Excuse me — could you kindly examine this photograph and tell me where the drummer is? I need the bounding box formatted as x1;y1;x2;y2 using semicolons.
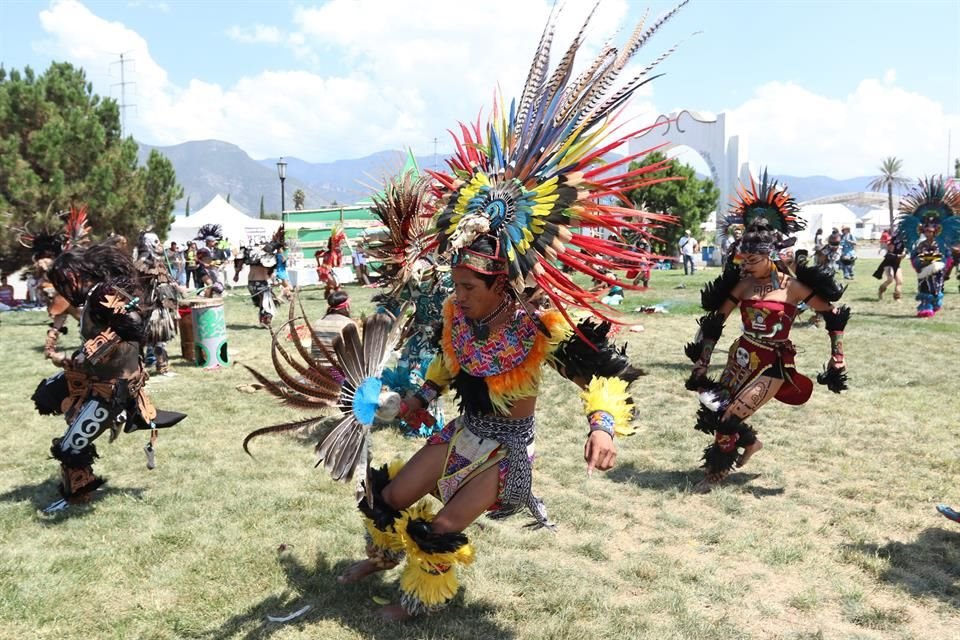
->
196;248;224;298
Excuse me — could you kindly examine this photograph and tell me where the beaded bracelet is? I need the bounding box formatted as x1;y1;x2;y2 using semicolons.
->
588;410;616;438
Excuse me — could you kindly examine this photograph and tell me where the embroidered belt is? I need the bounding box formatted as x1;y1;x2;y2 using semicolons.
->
463;413;553;529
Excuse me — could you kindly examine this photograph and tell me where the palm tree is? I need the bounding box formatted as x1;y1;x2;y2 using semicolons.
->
867;156;910;231
293;189;306;211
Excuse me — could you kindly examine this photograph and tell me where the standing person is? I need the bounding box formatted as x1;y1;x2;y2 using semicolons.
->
244;1;685;620
820;229;842;275
873;229;905;300
184;241;198;289
897;177;960;318
839;225;857;279
351;241;371;286
679;229;699;275
878;227;891;248
32;241;186;512
167;241;186;287
685;172;849;492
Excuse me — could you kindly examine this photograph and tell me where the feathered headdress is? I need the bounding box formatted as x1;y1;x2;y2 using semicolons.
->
243;296;407;500
63;205;92;250
427;2;689;325
896;176;960;253
18;204;93;258
366;171;438;295
195;224;223;242
724;169;804;242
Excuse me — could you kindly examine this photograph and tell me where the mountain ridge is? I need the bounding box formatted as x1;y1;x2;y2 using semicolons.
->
138;139;883;214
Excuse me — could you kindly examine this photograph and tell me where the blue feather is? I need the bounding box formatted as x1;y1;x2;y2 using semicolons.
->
352;376;382;426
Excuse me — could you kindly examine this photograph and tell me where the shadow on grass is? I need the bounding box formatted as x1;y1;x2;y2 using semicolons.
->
843;527;960;607
0;479;145;520
607;462;784;498
203;550;514;640
639;360;692;373
227;323;270;332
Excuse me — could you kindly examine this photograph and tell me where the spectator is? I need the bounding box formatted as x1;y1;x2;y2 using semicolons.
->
351;242;371;286
185;241;199;289
0;274;16;308
167;241;186;287
679;229;699;275
839;225;857;279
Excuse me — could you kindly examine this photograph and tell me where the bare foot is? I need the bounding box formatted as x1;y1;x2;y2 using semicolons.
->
736;440;763;468
379;604;413;621
693;470;729;493
336;559;385;585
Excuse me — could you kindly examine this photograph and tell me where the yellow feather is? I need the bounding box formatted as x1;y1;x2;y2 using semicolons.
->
581;376;635;436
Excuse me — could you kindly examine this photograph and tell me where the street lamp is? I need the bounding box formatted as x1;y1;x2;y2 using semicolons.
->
276;157;287;224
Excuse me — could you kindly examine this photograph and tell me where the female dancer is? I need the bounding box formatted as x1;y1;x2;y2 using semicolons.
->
897;177;960;317
686;174;849;491
873;229;905;301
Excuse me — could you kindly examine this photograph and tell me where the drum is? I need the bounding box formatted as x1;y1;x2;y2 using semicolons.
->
178;302;195;361
189;298;229;369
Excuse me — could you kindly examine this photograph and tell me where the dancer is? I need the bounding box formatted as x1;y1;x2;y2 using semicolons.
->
31;240;186;512
685;172;850;492
245;1;688;621
235;226;285;328
134;231;180;375
873;228;905;301
897;177;960;317
365;171;452;437
18;206;91;365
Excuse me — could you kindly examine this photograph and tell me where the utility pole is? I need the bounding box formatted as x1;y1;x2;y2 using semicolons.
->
111;53;136;138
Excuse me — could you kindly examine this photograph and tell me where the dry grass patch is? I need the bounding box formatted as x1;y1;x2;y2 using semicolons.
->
1;261;959;639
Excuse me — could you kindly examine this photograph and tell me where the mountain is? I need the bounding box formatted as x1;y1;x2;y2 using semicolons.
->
769;175;875;203
139;139;880;213
136;140;323;216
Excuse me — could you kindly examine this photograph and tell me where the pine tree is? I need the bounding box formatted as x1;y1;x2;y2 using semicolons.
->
185;195;191;217
259;195;265;218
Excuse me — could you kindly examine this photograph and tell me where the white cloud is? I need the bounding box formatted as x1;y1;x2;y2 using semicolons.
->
35;0;676;162
727;78;959;178
226;24;282;45
39;0;955;184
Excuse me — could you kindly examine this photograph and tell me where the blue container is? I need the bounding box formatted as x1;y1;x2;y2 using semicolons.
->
701;246;716;263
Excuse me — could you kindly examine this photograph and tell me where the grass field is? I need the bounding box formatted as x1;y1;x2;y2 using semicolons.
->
1;257;958;640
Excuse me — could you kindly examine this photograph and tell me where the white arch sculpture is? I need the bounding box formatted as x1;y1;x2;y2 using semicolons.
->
629;110;753;263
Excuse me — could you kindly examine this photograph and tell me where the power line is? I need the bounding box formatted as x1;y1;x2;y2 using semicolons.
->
111;53;137;138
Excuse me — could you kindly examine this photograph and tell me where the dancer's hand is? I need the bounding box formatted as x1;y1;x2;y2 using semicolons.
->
584;430;616;475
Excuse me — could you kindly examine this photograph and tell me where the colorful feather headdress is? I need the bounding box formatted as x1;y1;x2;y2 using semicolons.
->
897;176;960;253
18;204;92;257
365;171;439;295
725;169;804;238
427;1;689;325
195;224;223;242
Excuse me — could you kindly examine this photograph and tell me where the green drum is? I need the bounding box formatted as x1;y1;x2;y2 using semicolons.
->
190;298;229;369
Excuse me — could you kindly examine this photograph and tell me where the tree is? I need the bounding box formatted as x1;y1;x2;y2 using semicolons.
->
226;193;231;204
867;156;910;231
259;195;265;218
626;151;720;256
185;195;191;217
293;188;305;210
0;62;182;269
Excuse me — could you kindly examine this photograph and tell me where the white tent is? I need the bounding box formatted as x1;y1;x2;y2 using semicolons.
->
168;195;281;248
795;204;858;249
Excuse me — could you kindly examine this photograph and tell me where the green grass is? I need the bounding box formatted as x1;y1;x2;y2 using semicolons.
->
1;258;959;639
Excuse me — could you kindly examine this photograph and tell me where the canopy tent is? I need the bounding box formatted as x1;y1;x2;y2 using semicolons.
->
168;195;281;248
795;204;858;249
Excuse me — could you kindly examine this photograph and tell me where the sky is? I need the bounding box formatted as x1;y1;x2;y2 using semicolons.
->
1;0;958;179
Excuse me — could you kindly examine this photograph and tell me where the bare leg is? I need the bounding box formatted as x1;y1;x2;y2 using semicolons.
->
694;375;782;492
380;463;499;622
337;442;448;585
